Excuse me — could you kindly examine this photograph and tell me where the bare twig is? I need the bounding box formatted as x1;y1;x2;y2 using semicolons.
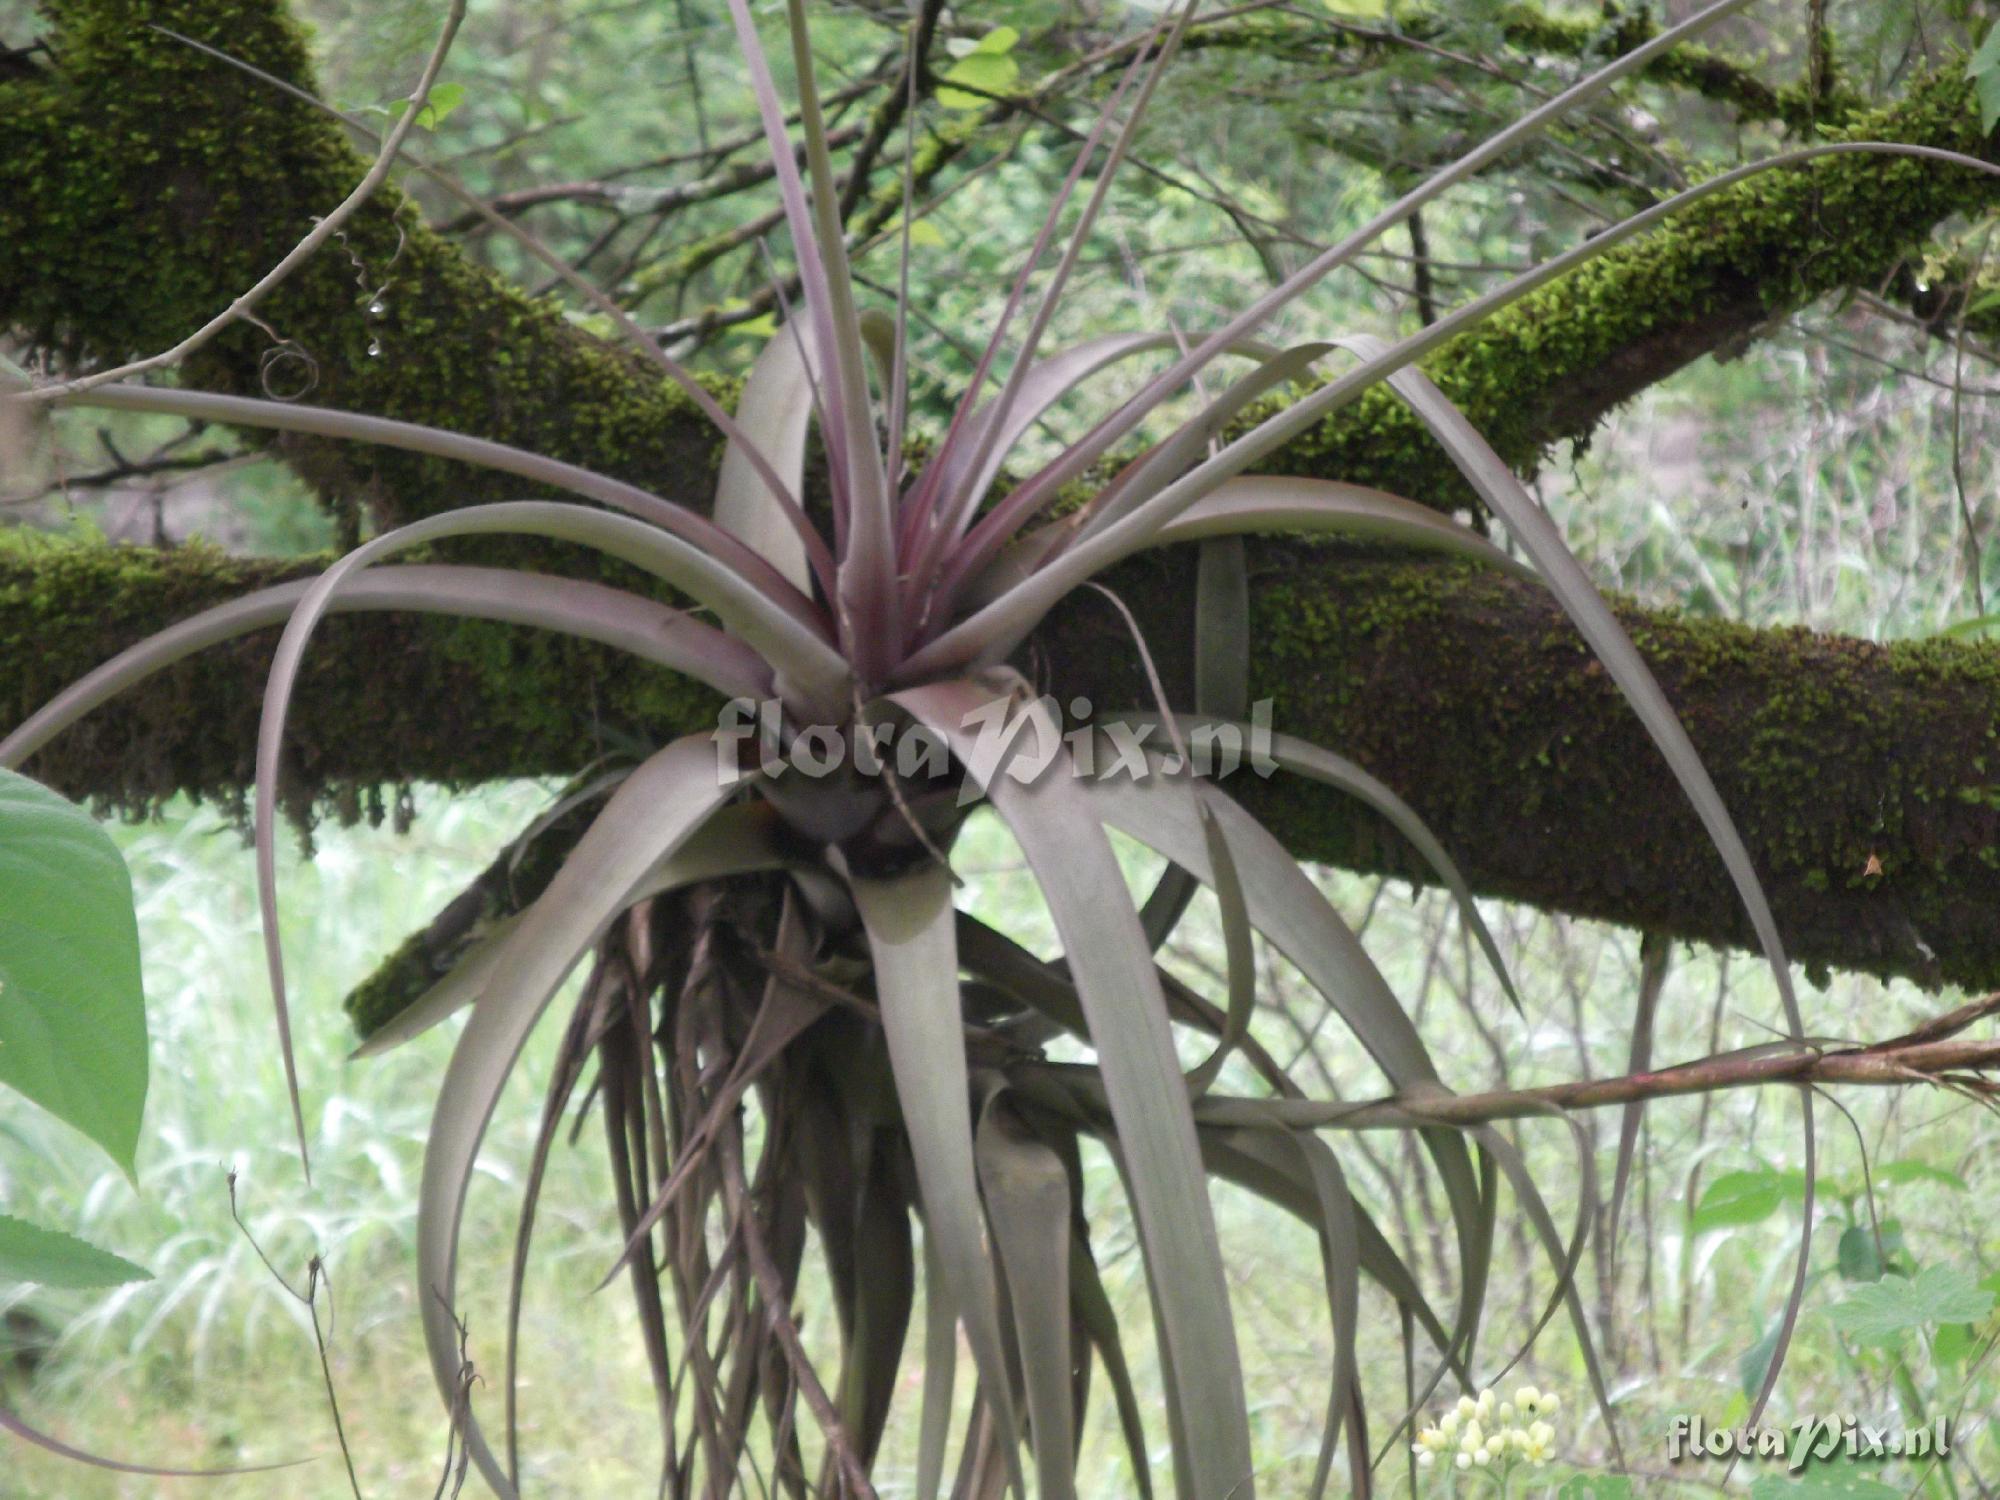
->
1187;993;2000;1132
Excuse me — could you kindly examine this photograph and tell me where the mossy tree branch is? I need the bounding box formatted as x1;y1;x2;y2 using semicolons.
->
5;1;1996;524
11;535;2000;996
7;0;2000;996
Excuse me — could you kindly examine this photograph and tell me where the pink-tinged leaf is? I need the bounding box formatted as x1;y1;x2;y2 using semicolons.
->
916;331;1281;552
720;2;856;525
893;680;1254;1498
944;0;1759;544
714;318;837;597
850;864;1025;1498
898;34;1155;577
143;23;832;566
940;144;1979;666
960;474;1526;614
249;503;843;1171
0;1405;305;1476
777;0;898;677
0;565;770;773
928;0;1200;552
922;342;1337;646
418;735;741;1499
49;383;829;635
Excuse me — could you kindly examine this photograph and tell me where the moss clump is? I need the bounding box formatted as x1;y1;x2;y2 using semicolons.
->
1;0;738;552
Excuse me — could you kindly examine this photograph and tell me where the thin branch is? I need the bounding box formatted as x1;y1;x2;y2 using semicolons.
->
1195;993;2000;1131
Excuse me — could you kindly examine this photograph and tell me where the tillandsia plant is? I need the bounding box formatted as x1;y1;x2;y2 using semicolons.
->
8;0;2000;1496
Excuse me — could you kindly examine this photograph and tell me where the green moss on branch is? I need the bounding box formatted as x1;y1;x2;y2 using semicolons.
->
12;533;2000;994
7;1;1995;530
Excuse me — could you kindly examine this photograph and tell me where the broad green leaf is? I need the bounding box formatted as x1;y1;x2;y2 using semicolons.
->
1836;1223;1893;1283
1323;0;1388;15
0;768;147;1172
1934;1320;1976;1365
939;48;1020;109
1876;1160;1968;1192
0;1213;149;1288
1750;1472;1901;1499
1740;1319;1784;1397
1692;1168;1802;1232
1979;68;2000;134
389;80;467;128
1828;1264;1994;1344
1559;1479;1633;1500
1970;22;2000;78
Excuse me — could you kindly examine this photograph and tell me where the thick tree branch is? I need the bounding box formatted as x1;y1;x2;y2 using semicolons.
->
8;0;2000;996
11;536;2000;996
6;3;1995;527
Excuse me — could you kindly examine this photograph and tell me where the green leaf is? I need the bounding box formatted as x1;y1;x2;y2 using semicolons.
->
1876;1160;1968;1192
1558;1479;1632;1500
1750;1472;1901;1499
391;80;466;129
1934;1320;1976;1365
0;768;148;1173
1740;1319;1784;1397
0;1213;149;1288
1977;69;2000;135
1692;1168;1803;1232
1968;290;2000;317
1323;0;1388;15
938;46;1020;109
1938;611;2000;639
1829;1264;1994;1344
1836;1222;1904;1283
1969;22;2000;78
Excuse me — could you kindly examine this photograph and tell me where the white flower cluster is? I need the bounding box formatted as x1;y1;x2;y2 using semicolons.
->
1412;1386;1562;1471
